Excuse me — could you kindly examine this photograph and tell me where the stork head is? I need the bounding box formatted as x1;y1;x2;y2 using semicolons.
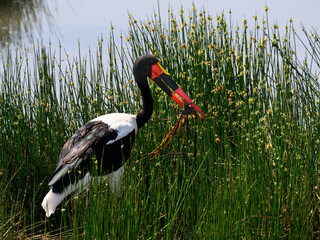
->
133;54;207;119
133;54;159;78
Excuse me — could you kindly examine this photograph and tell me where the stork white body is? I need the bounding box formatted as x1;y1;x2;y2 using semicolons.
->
41;113;137;217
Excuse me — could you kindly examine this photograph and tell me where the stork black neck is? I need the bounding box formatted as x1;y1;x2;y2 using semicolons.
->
135;75;153;129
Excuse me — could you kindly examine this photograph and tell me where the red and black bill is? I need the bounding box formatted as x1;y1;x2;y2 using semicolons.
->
151;62;207;119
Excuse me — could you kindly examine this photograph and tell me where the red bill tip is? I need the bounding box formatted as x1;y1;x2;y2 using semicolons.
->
190;103;207;118
175;88;207;118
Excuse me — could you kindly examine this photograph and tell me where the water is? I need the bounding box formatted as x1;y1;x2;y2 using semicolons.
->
0;0;319;60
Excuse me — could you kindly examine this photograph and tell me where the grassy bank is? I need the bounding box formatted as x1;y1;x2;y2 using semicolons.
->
1;6;320;239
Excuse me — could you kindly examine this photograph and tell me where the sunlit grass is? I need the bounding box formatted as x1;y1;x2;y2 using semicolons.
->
1;6;320;239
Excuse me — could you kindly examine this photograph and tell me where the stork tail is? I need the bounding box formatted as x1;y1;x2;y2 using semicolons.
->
41;189;65;217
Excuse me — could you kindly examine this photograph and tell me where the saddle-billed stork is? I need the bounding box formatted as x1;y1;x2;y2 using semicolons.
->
41;54;206;217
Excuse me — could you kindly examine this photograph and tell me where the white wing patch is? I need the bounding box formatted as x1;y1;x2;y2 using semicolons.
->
93;113;137;145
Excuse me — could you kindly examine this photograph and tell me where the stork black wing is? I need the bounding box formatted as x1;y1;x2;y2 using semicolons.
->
48;120;118;193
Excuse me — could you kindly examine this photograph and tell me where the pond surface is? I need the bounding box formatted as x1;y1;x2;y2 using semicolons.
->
0;0;319;59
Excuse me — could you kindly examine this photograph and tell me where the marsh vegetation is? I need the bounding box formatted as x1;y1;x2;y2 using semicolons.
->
1;6;320;239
